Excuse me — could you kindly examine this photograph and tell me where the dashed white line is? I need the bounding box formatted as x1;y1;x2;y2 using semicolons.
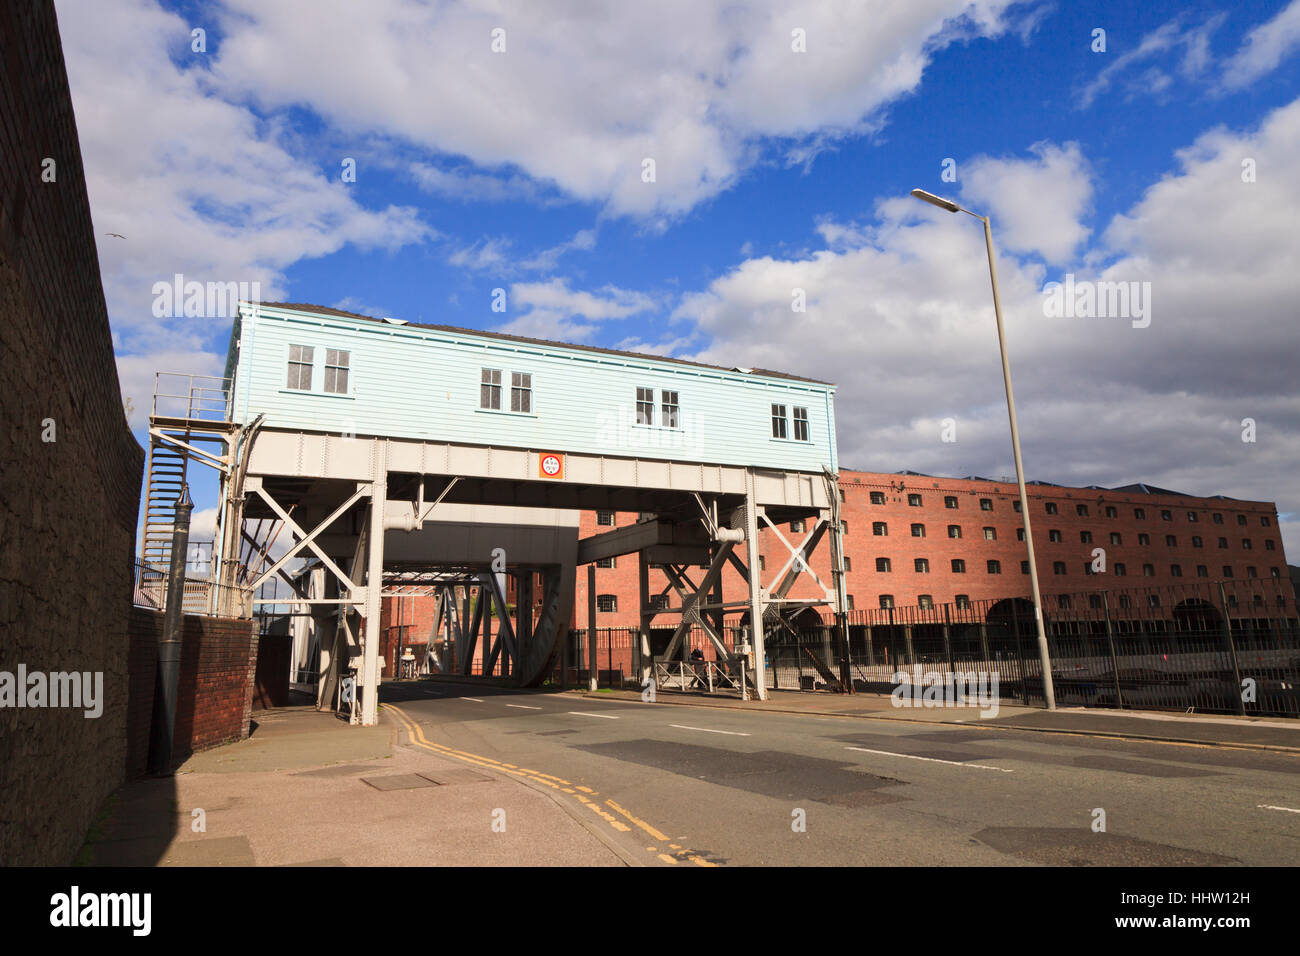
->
1258;804;1300;814
669;724;750;737
845;746;1013;772
505;704;543;710
462;698;484;703
569;712;620;719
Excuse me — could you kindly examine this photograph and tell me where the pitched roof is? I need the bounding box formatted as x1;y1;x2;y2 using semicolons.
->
254;301;833;386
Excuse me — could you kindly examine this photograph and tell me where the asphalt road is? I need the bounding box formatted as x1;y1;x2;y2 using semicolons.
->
381;683;1300;867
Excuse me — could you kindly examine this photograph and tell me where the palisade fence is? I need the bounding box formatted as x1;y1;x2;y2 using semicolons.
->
560;577;1300;717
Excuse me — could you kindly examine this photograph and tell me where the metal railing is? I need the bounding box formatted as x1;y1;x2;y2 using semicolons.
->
653;659;744;696
133;560;251;617
152;372;232;421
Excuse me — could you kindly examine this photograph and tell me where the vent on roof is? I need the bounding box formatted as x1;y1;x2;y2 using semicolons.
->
732;367;753;374
382;317;408;325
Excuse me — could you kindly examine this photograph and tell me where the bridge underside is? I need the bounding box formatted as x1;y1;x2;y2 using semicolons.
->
211;429;847;725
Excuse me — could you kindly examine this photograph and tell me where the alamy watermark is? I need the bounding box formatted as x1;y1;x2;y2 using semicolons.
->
151;273;261;319
891;666;1000;718
0;665;103;718
1041;274;1151;328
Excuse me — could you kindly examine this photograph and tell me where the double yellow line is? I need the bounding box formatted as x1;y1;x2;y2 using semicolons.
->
386;703;716;867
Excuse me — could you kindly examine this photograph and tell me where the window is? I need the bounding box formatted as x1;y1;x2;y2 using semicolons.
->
1013;500;1022;513
1016;528;1025;541
287;344;314;390
1021;560;1029;574
1080;531;1093;544
1196;565;1208;577
918;594;934;610
1104;506;1117;518
1114;563;1127;576
791;519;804;533
1138;533;1150;546
842;556;852;572
1143;563;1154;577
839;488;845;502
1083;562;1095;576
1134;508;1146;520
637;387;655;425
1212;512;1224;524
650;593;670;610
945;496;959;509
792;406;809;442
1049;529;1062;543
1262;516;1272;527
1053;561;1067;575
1118;594;1132;609
911;523;926;538
1187;511;1198;522
1171;564;1182;577
1246;566;1257;578
1045;502;1058;515
846;595;855;610
1236;514;1247;526
1076;504;1089;516
1192;536;1203;548
870;491;886;505
841;520;849;535
1242;539;1253;550
987;560;1002;574
914;558;930;573
951;559;966;573
1217;537;1228;549
955;594;971;610
947;525;962;539
1148;594;1161;608
510;372;532;413
596;594;618;613
982;527;996;540
879;595;895;609
770;404;787;438
876;557;891;572
980;498;993;511
1110;532;1122;545
908;494;923;507
1272;567;1282;579
480;368;502;409
1160;509;1172;521
596;557;616;569
662;391;680;429
873;521;888;536
1165;535;1177;547
1058;595;1072;609
758;555;766;571
324;349;350;394
596;511;615;526
1089;594;1103;609
1266;540;1276;551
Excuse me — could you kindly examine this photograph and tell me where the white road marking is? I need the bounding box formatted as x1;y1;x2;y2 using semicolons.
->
569;712;620;719
462;698;484;703
670;724;750;737
1258;804;1300;814
845;746;1013;772
506;704;542;710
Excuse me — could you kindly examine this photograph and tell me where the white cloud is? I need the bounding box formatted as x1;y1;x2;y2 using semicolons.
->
1077;15;1225;109
958;141;1094;264
1221;0;1300;91
205;0;1025;222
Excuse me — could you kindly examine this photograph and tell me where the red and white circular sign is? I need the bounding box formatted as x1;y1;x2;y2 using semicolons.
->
540;453;563;478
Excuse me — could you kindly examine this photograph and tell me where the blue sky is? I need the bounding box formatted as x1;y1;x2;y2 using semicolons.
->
56;0;1300;556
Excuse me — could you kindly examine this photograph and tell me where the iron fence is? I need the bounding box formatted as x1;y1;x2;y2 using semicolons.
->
764;577;1299;717
132;559;251;617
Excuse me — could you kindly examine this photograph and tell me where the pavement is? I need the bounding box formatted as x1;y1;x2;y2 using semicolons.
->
81;682;1298;866
83;703;627;867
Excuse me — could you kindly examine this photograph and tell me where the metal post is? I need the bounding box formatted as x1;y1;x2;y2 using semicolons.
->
981;217;1055;708
742;478;769;700
1101;591;1124;710
151;484;192;775
360;447;387;726
587;564;598;691
1218;583;1247;716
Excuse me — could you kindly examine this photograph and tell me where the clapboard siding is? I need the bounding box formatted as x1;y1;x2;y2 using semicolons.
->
230;304;837;473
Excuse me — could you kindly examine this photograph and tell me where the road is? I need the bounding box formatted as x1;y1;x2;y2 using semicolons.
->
380;683;1300;866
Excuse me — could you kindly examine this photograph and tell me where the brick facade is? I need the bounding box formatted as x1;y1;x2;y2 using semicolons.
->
0;2;146;865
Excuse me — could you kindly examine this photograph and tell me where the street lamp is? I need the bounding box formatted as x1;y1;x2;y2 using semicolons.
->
911;187;1057;710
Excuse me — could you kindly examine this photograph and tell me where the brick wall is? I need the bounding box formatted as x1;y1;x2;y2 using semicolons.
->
0;2;146;865
127;609;258;762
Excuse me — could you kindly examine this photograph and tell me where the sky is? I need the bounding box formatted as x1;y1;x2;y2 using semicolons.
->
54;0;1300;559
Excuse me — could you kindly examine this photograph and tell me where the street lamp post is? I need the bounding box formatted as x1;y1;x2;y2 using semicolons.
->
910;188;1057;710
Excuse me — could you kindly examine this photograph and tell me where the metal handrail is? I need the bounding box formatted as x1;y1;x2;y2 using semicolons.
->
152;371;232;421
